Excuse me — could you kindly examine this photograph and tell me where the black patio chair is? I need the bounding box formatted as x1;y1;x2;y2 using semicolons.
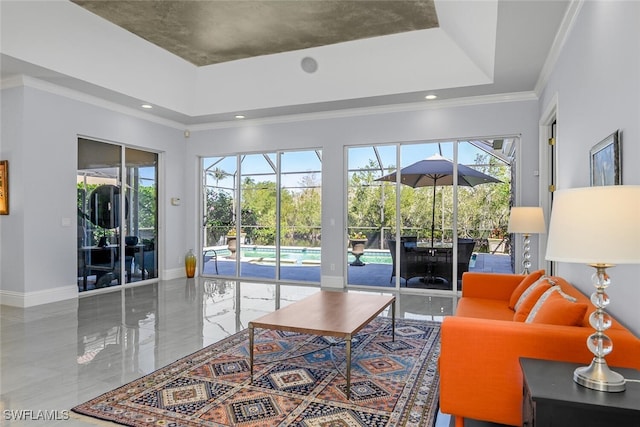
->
422;240;475;290
457;239;476;274
387;238;429;285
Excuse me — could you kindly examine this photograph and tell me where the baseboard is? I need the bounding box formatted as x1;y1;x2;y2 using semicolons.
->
162;267;187;281
0;285;78;307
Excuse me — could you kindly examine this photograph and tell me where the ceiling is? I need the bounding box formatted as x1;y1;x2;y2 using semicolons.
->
70;0;439;66
0;1;571;126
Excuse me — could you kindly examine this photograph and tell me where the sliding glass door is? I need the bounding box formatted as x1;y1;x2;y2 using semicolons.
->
346;145;397;285
77;138;158;292
202;149;322;283
347;139;512;290
239;153;277;280
202;155;238;275
279;151;322;281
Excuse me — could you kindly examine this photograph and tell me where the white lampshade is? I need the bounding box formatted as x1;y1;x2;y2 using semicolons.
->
545;186;640;264
507;207;546;234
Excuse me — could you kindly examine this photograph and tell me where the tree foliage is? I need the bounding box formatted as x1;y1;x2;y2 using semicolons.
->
204;188;234;245
207;153;511;249
205;174;322;247
347;154;511;243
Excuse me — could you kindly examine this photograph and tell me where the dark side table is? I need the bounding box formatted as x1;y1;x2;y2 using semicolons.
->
520;358;640;426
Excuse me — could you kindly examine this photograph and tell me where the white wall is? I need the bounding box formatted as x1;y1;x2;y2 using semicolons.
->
539;0;640;335
0;88;26;294
0;83;187;305
186;99;540;286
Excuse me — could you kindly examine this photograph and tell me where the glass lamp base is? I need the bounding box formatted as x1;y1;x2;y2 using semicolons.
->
573;359;626;392
520;234;531;275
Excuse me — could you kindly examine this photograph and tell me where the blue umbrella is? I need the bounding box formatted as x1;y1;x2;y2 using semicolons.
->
376;154;501;246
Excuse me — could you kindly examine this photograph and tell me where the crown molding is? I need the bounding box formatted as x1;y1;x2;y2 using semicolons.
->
189;91;539;132
534;0;584;96
0;75;26;90
1;75;186;130
3;74;538;133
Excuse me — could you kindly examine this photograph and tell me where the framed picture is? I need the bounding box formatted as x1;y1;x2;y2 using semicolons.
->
0;160;8;215
590;131;621;186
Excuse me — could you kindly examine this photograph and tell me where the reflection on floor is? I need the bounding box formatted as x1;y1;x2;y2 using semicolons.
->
0;279;503;426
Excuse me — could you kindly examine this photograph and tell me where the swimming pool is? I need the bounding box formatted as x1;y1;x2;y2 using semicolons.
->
205;246;392;265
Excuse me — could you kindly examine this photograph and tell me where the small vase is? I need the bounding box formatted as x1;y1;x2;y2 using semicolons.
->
185;249;196;278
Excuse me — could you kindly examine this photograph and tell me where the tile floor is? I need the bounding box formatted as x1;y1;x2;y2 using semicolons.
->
0;278;501;426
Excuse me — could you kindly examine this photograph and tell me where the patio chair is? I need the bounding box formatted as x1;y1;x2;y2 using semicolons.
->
85;247;121;288
401;235;418;243
454;239;476;288
387;238;429;285
130;250;155;280
203;249;219;274
425;240;475;290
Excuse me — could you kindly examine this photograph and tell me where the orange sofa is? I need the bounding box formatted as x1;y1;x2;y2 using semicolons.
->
439;272;640;427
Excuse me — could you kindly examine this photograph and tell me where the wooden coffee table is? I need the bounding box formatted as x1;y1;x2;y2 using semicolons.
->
248;290;396;399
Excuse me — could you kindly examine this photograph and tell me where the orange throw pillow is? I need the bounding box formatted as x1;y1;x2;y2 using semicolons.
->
528;291;588;326
509;269;545;309
513;280;553;322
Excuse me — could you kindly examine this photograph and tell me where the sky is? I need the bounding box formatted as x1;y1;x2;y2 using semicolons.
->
202;139;508;190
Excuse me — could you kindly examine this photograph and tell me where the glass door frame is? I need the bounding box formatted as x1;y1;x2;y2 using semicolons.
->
77;138;159;292
345;138;513;291
200;149;322;283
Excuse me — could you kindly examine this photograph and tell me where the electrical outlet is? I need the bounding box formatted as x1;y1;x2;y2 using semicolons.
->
178;255;182;264
330;263;335;271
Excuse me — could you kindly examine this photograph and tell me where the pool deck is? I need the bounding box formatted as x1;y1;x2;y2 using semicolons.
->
202;252;513;288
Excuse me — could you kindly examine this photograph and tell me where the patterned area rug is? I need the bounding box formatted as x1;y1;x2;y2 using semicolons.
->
72;317;440;426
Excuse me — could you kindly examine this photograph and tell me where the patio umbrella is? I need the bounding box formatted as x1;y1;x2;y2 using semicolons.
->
376;154;501;246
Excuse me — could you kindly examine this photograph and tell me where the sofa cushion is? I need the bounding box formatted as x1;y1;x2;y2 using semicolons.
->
514;276;549;312
513;279;554;321
508;269;545;309
456;297;515;321
526;288;589;326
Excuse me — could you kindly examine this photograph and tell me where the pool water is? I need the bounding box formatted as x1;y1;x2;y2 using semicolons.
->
213;246;392;265
244;247;321;264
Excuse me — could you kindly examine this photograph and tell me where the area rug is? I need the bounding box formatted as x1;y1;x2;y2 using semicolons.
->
72;317;441;426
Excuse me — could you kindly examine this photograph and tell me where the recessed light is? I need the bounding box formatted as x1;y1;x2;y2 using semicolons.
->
235;115;246;119
425;94;437;100
141;104;153;109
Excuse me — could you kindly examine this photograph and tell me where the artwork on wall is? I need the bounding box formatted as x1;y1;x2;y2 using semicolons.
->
590;131;621;186
0;160;8;215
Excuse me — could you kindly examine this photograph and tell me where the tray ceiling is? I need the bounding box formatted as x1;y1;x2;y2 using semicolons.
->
1;1;571;125
71;0;439;66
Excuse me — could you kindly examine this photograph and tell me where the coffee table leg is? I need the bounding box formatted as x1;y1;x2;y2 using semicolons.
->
346;337;352;399
249;324;254;383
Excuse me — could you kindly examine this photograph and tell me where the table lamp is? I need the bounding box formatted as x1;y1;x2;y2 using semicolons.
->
545;185;640;392
507;207;546;274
